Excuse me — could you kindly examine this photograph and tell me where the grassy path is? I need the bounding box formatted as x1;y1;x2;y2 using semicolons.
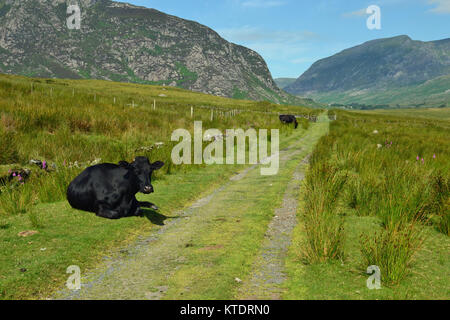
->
237;155;310;300
54;116;329;300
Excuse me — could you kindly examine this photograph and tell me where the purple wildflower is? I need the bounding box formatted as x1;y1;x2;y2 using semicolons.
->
433;154;436;159
42;161;47;169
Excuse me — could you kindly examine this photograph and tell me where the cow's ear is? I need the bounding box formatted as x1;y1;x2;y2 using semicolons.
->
151;161;164;170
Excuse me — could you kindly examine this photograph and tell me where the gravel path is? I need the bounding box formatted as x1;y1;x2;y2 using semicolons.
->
238;155;310;300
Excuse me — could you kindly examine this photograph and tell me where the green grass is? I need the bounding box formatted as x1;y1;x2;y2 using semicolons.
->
0;72;320;215
0;73;319;299
284;108;449;299
0;164;242;299
365;107;450;121
310;75;450;108
285;214;449;299
300;162;347;264
3;71;447;300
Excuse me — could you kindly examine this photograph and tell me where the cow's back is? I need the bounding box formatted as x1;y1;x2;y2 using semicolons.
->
67;164;121;213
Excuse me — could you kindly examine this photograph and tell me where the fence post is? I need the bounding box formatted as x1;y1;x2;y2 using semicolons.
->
153;99;156;110
113;97;116;104
191;106;194;118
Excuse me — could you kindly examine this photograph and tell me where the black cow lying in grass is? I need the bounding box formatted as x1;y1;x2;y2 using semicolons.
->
67;157;164;220
279;115;298;129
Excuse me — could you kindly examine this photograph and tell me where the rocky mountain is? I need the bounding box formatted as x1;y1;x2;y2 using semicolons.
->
285;35;450;107
0;0;308;105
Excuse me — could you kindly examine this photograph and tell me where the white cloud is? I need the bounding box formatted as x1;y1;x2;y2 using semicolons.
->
240;0;286;8
342;8;367;18
428;0;450;14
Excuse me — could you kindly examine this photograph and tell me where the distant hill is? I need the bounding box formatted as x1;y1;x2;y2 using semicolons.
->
275;78;296;89
0;0;313;106
285;35;450;108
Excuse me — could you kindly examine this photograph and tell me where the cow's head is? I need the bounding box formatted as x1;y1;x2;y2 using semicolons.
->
130;156;164;194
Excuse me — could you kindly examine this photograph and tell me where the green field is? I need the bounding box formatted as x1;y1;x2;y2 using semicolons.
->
309;75;450;108
284;109;449;299
365;107;450;121
0;73;318;299
0;73;448;300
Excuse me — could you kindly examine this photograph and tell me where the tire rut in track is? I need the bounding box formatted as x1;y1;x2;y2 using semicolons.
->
237;155;310;300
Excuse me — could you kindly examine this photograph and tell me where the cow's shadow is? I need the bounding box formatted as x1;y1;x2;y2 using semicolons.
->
140;209;181;226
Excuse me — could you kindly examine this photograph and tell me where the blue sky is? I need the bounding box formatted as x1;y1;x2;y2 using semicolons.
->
118;0;450;79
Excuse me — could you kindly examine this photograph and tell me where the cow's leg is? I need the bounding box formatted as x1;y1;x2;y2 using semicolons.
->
138;201;159;210
119;196;143;217
131;199;143;217
97;204;121;220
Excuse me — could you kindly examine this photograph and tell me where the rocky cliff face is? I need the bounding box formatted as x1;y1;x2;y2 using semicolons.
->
0;0;300;104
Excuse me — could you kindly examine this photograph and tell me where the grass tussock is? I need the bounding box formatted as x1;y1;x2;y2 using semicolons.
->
0;125;19;164
360;222;424;285
298;109;449;285
301;161;347;264
0;183;36;216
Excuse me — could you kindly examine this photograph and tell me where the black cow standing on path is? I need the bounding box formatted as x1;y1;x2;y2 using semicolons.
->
279;115;298;129
67;157;164;220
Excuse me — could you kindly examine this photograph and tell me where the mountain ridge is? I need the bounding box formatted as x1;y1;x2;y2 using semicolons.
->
0;0;314;106
285;35;450;107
